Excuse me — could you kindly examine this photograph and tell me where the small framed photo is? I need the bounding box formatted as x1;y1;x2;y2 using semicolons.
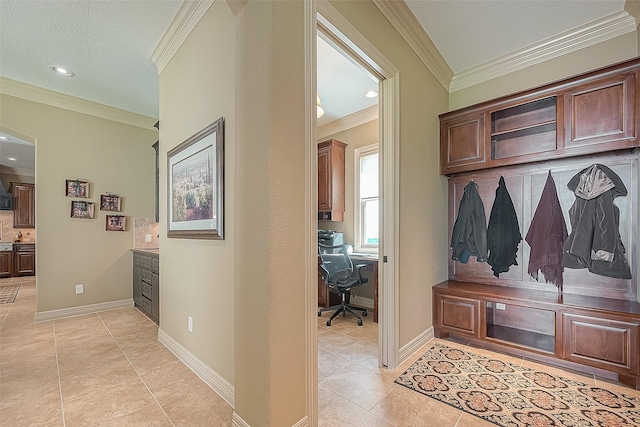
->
167;116;224;239
106;215;126;231
70;201;95;219
66;179;90;198
100;194;122;212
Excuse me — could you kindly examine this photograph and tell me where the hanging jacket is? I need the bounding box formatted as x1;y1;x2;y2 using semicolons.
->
451;181;487;263
487;176;521;277
562;164;631;279
525;172;568;290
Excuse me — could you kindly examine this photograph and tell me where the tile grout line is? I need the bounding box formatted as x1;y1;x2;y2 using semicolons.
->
96;312;176;427
52;320;67;427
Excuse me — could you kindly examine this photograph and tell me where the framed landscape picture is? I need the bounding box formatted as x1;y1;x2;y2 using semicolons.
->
167;117;224;239
100;194;122;212
106;215;126;231
70;201;95;219
66;179;89;198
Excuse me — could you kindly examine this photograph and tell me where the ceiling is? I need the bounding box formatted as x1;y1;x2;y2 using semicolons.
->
0;0;630;170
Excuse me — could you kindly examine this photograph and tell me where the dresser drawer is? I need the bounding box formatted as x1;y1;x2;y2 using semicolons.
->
141;296;153;313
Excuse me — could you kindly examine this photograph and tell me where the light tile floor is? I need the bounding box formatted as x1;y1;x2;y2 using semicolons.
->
317;304;640;426
2;282;637;426
0;280;233;426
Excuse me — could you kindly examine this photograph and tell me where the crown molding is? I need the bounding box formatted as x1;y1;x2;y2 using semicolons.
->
372;0;453;90
150;0;216;74
624;0;640;26
450;10;637;92
317;105;377;140
0;78;157;129
371;0;452;90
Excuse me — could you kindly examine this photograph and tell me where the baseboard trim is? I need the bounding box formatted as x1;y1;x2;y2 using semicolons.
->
158;328;235;408
34;299;133;322
349;295;374;309
231;412;308;427
398;326;433;364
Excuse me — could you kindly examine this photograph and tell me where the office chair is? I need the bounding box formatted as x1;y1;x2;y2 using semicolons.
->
318;243;368;326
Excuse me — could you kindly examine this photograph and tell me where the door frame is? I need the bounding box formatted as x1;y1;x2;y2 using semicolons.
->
305;0;400;424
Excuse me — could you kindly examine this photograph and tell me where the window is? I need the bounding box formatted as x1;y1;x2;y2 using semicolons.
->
354;144;379;253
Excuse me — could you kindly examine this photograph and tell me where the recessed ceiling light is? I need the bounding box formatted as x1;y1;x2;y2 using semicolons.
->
7;157;18;162
0;136;7;140
49;65;75;77
365;90;378;99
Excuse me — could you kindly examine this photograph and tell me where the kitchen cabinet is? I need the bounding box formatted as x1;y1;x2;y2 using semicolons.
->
439;58;640;175
0;251;13;278
318;139;346;221
133;250;159;324
13;243;35;276
434;281;640;390
12;182;35;228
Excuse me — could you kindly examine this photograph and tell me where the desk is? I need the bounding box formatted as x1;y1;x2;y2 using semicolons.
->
349;254;378;323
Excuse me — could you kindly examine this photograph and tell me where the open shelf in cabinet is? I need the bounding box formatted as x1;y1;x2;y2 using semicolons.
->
486;301;556;354
490;96;558;160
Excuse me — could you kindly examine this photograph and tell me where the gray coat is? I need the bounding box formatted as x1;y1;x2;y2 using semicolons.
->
562;164;631;279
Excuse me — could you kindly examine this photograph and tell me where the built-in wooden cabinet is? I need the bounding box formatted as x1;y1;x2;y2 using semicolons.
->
133;251;159;324
13;243;35;276
0;251;13;278
440;58;640;175
12;182;35;228
318;139;346;221
434;282;640;389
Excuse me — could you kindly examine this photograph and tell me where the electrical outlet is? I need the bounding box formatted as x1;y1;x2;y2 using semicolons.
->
145;234;152;243
495;303;506;310
188;316;193;332
75;284;84;295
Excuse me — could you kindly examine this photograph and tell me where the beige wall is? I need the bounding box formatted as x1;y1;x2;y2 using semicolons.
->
318;119;379;245
158;0;236;393
158;1;307;425
0;94;157;313
450;32;638;110
329;0;450;349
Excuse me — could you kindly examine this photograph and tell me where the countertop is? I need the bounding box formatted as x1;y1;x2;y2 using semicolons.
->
131;248;159;256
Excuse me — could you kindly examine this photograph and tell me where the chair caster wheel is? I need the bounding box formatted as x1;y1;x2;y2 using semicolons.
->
362;312;367;316
357;320;363;326
326;321;331;326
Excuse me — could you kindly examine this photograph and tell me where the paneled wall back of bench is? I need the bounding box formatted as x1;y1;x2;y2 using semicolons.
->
448;150;638;301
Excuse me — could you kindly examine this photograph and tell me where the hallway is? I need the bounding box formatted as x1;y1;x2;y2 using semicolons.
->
0;280;232;426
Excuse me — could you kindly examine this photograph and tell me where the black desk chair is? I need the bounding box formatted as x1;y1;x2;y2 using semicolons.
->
318;243;368;326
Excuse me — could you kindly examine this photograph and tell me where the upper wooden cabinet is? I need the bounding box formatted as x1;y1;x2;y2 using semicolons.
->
318;139;346;221
440;58;640;175
12;182;35;228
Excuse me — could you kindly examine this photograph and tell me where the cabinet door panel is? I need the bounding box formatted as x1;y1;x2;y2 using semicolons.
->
440;113;486;174
564;73;635;149
12;183;35;228
436;295;480;337
317;147;331;211
0;252;12;277
563;313;639;374
133;266;142;307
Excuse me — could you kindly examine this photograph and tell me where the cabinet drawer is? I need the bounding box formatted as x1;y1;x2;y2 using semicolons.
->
563;313;639;374
142;281;153;299
436;294;481;338
141;296;153;313
141;269;153;284
152;258;159;274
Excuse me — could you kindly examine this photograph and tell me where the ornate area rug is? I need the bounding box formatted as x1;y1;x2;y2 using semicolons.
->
0;283;20;304
395;343;640;427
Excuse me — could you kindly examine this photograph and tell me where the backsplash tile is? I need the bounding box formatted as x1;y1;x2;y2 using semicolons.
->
0;211;36;242
133;218;159;249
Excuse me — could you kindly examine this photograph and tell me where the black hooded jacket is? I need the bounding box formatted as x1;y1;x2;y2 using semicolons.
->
562;164;631;279
487;176;521;277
